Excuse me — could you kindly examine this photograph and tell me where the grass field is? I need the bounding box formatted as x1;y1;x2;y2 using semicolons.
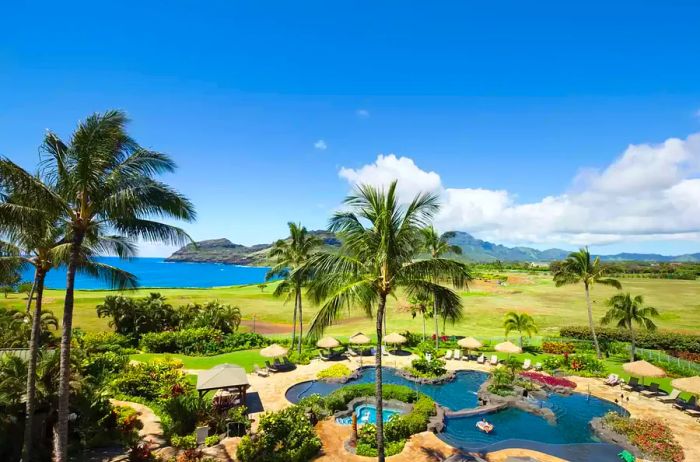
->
2;272;699;337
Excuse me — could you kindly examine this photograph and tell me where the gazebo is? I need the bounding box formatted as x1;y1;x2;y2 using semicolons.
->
196;364;250;405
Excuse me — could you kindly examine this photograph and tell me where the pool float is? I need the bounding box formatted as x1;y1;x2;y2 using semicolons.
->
476;421;494;433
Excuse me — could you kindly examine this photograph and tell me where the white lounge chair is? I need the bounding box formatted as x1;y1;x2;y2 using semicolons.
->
534;362;542;371
453;349;461;360
347;348;358;357
254;364;269;377
522;359;531;370
476;354;485;364
382;346;390;356
490;355;498;365
444;350;453;360
603;373;619;386
658;389;681;403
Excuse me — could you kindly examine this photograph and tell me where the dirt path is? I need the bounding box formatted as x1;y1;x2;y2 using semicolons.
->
239;320;293;334
110;399;165;447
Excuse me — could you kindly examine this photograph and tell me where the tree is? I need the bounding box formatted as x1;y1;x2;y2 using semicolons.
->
552;247;621;359
304;181;469;461
0;110;195;461
408;293;431;341
601;293;659;361
189;301;242;333
266;222;322;354
503;311;538;347
420;227;468;348
0;261;21;298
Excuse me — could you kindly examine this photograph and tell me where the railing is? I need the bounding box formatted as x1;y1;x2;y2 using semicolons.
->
633;347;700;375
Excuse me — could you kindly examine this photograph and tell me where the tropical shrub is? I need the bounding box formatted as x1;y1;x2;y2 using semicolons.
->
520;371;576;389
560;326;700;353
140;328;224;355
355;424;406;457
602;412;684;462
221;332;269;350
542;355;563;370
163;394;211;436
97;293;179;339
324;384;419;412
82;351;130;381
180;301;242;333
406;357;447;378
110;359;190;401
542;341;576;354
567;354;606;376
77;331;135;353
287;348;314;365
170;434;197;449
204;435;220;447
317;364;352;379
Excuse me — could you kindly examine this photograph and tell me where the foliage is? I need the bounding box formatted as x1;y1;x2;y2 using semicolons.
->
601;292;660;360
97;293;179;340
668;350;700;362
603;412;684;462
520;371;576;389
236;404;322;462
76;330;135;354
503;311;538;346
180;301;242;333
317;363;352;379
109;359;190;401
324;383;420;412
0;306;58;348
559;326;700;353
287;348;314;365
171;434;197;449
82;351;130;382
141;328;223;355
489;365;517;396
356;423;406;457
542;355;563;370
205;435;220;447
163;394;211;436
406;356;447;378
542;341;576;354
567;354;606;376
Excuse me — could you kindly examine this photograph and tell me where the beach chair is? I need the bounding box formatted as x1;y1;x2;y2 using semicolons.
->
623;377;641;391
347;348;358;357
265;360;278;372
673;396;697;411
534;362;542;371
657;389;681;403
444;350;453;360
453;349;461;360
603;374;619;386
477;354;485;364
641;382;662;397
490;355;498;366
522;359;531;370
253;364;269;377
382;346;390;356
283;357;294;368
684;404;700;418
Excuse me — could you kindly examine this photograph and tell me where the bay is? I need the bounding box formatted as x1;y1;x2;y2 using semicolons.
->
20;257;271;290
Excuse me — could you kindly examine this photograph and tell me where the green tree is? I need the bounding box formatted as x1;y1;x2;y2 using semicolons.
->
189;301;242;333
502;311;538;347
601;293;659;361
408;293;431;341
304;181;469;461
266;222;322;354
1;110;195;461
420;227;468;348
552;247;621;359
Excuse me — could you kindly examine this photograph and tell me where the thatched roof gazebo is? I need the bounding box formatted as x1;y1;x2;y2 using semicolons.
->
196;364;250;404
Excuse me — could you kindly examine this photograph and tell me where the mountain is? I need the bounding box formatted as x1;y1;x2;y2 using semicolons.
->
166;230;699;265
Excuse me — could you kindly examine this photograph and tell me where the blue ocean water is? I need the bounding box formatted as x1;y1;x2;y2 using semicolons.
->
21;257;272;290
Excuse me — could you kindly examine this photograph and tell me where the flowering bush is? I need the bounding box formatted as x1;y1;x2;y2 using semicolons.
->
317;364;352;379
542;341;576;354
520;371;576;389
567;354;606;376
603;412;684;462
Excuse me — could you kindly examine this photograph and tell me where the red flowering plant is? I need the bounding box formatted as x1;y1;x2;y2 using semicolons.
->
603;412;684;462
520;371;576;389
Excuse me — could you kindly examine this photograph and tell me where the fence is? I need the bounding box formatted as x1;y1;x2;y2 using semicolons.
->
634;347;700;375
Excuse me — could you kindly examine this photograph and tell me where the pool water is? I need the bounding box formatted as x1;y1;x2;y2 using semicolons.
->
336;404;400;425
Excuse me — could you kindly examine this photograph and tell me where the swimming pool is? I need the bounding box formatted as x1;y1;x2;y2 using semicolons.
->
336;404;401;425
285;366;626;459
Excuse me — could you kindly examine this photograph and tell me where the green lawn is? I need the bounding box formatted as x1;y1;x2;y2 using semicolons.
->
130;349;268;372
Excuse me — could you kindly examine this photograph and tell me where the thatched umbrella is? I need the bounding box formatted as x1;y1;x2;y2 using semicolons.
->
458;337;483;358
316;336;340;349
349;332;371;345
260;343;288;358
671;376;700;397
384;332;407;345
623;360;665;386
494;340;522;361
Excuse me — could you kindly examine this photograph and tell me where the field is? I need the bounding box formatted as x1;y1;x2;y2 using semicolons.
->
2;271;699;337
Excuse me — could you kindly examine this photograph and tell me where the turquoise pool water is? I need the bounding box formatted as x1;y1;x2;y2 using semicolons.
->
285;366;626;458
336;404;400;425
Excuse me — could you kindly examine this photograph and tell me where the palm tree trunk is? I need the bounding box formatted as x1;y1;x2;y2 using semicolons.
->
54;230;83;462
629;326;635;362
22;268;44;462
422;312;426;341
375;293;386;462
296;288;303;354
584;283;602;359
519;334;523;348
291;292;298;351
433;296;439;349
25;278;37;314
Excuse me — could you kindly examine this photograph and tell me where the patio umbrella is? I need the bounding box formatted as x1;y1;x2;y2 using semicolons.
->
494;341;522;354
260;343;288;358
316;336;340;349
458;337;483;358
671;376;700;397
622;360;665;386
349;332;371;345
384;332;407;344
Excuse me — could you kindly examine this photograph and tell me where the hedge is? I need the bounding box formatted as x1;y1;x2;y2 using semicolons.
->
559;326;700;353
140;329;270;355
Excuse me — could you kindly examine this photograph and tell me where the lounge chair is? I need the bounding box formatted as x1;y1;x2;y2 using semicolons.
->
684;405;700;418
347;348;358;357
641;382;662;397
283;357;294;368
490;355;498;366
623;377;641;391
265;360;278;372
534;362;542;371
444;350;453;360
382;346;390;356
603;374;620;386
657;389;681;403
453;349;461;360
673;396;697;411
522;359;531;370
476;354;485;364
253;364;269;377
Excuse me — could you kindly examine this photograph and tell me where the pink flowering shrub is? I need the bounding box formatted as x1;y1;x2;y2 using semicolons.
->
603;412;684;462
519;371;576;389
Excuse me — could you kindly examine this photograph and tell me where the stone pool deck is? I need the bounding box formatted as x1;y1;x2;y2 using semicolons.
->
186;354;699;461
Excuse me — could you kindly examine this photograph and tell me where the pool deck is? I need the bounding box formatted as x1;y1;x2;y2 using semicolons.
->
202;353;699;461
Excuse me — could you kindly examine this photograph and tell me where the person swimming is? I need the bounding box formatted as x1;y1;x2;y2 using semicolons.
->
476;418;494;433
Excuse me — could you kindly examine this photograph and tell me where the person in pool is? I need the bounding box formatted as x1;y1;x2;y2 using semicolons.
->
477;418;494;433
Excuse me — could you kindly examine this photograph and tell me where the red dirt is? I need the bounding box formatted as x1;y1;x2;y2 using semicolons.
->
239;320;293;334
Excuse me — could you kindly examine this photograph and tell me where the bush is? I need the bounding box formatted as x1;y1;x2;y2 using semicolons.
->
287;348;314;365
603;412;684;462
560;326;700;353
406;357;447;378
221;332;269;351
317;364;352;379
568;354;606;376
355;424;406;457
542;341;576;354
324;384;419;412
110;359;190;401
82;351;130;380
520;371;577;389
171;434;197;449
542;355;563;370
140;328;224;355
78;331;136;352
204;435;220;447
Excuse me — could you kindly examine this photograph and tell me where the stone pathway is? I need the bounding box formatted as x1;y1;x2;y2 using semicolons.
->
110;399;166;448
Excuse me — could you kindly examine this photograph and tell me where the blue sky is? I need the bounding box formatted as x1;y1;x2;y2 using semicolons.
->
2;1;700;256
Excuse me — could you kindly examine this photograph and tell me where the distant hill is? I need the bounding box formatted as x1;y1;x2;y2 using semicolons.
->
166;229;699;264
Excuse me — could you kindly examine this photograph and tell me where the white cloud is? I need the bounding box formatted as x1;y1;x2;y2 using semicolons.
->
314;139;328;151
337;134;700;246
356;109;370;118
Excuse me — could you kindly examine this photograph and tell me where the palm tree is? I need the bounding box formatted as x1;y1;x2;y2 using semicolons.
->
408;293;431;341
305;181;469;461
1;110;195;461
601;293;659;361
420;227;467;348
266;222;322;354
552;247;621;359
503;311;538;347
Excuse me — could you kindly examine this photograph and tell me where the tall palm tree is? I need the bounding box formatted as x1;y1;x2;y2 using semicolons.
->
1;110;195;461
503;311;538;347
601;293;659;361
408;293;431;341
266;222;322;354
552;247;621;358
420;227;467;348
305;181;469;461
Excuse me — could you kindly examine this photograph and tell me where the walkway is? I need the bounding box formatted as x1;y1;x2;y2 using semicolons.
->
110;399;165;448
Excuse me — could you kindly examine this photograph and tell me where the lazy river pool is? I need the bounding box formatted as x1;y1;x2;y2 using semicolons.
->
285;367;627;460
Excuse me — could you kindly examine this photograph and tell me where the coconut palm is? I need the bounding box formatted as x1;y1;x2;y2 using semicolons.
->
601;293;659;361
305;181;469;461
408;293;431;341
503;311;538;347
266;222;322;354
420;227;467;347
0;110;195;461
552;247;621;359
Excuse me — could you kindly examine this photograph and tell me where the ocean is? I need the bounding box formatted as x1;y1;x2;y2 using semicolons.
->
21;257;272;290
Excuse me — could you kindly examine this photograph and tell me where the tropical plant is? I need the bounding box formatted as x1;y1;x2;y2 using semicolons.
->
420;227;467;347
304;181;469;461
552;247;621;358
266;222;322;354
188;301;241;333
408;292;431;341
2;110;195;461
601;293;659;361
503;311;538;347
